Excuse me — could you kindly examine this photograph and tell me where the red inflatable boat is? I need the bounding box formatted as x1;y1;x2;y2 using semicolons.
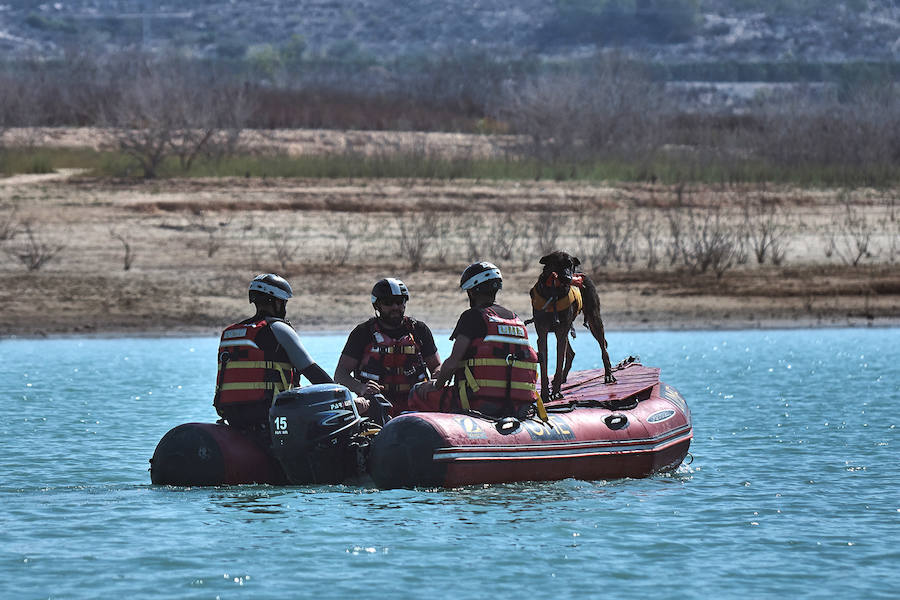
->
369;362;692;488
150;362;691;488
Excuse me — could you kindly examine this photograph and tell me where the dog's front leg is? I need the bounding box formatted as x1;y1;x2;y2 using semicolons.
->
536;327;550;402
552;329;568;398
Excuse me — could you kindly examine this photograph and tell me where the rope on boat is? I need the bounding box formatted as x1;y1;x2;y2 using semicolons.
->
556;355;640;394
547;356;643;412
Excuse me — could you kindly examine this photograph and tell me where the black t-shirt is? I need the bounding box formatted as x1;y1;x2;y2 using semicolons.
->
341;317;438;363
450;304;518;341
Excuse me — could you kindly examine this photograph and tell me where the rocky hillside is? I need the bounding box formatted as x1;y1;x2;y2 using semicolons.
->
1;0;898;66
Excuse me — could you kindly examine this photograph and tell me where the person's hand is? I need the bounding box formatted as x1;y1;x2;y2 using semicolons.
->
354;396;370;415
361;380;384;398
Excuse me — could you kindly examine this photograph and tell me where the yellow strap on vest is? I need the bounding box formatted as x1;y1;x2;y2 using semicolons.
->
379;346;417;354
464;358;538;371
530;286;582;315
457;365;482;411
217;360;293;372
471;379;536;392
220;381;281;391
459;382;470;411
457;359;539;410
218;360;294;394
274;362;292;393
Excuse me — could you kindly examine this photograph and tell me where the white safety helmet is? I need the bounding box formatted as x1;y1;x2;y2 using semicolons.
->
460;261;502;291
248;273;293;303
371;278;410;305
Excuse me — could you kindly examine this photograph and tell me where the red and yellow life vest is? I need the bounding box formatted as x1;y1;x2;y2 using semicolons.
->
214;318;298;410
456;307;539;411
358;317;428;412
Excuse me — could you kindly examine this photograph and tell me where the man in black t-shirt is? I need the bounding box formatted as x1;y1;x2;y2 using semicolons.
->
334;278;441;416
410;262;539;417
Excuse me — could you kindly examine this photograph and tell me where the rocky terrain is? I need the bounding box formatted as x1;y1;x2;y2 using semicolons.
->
1;0;898;65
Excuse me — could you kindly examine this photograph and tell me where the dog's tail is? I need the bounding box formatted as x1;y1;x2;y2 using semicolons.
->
580;276;607;348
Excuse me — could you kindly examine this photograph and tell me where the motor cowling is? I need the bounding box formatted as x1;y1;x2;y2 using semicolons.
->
269;384;365;484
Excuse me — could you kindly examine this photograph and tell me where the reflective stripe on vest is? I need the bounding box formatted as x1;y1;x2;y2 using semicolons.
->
456;307;538;411
359;318;427;406
215;318;297;407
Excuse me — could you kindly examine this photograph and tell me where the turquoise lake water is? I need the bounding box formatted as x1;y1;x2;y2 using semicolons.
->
2;327;899;599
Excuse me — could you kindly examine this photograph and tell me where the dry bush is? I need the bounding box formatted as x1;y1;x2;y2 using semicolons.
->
496;56;665;163
187;213;232;259
333;215;367;267
0;209;19;241
664;210;686;267
267;227;303;271
485;214;530;263
5;221;65;271
752;83;900;176
680;207;740;279
396;215;453;269
397;216;428;270
428;216;454;267
532;207;565;256
636;210;664;269
826;193;874;266
581;209;639;269
742;196;792;265
103;58;253;178
109;228;137;271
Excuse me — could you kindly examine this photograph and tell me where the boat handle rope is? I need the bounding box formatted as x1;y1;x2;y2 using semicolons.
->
557;355;639;395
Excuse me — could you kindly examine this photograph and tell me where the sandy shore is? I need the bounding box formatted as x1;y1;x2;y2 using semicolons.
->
1;130;899;338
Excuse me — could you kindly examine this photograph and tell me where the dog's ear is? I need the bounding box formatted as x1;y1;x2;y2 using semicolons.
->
539;254;552;265
572;256;581;267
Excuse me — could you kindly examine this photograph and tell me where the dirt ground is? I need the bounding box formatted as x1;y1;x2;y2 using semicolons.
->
1;128;899;338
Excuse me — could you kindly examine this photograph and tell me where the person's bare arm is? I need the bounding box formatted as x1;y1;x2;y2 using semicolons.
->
433;336;469;389
334;354;382;397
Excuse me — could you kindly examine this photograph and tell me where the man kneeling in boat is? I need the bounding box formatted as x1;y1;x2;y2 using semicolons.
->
411;262;539;418
334;278;441;418
214;274;336;444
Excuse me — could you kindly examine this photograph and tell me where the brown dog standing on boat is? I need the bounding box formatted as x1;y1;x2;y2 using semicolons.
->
529;251;616;401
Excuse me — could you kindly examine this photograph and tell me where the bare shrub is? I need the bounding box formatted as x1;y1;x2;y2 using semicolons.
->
637;210;664;270
333;215;367;267
532;207;564;256
582;209;639;269
269;228;302;272
681;207;740;279
664;211;687;267
397;215;453;270
462;215;486;263
187;213;232;258
6;221;65;271
429;216;454;267
487;214;529;263
104;58;252;178
743;199;792;265
109;228;137;271
0;209;19;241
496;56;664;163
826;193;874;266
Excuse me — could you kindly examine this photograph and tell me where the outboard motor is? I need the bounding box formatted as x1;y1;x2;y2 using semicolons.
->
269;384;366;484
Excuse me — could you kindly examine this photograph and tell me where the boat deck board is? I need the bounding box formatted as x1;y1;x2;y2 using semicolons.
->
544;363;660;406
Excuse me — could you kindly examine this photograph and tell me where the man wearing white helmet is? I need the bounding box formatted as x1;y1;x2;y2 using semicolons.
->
214;274;333;439
334;277;441;417
411;262;539;417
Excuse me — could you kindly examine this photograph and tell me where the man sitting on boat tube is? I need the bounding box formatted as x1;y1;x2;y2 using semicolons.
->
334;278;441;417
214;274;335;444
410;262;540;418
